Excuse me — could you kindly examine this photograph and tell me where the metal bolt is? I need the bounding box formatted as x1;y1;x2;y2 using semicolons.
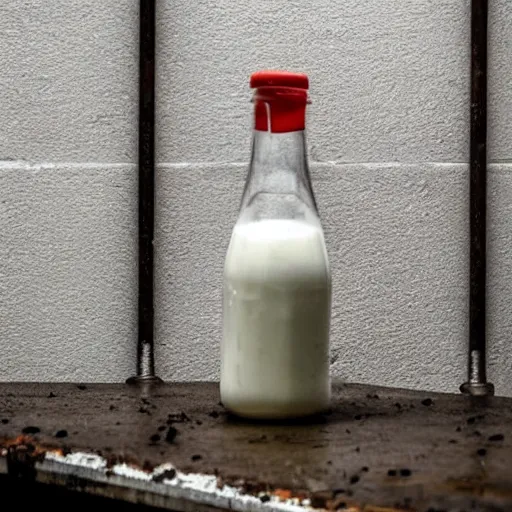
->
460;350;494;396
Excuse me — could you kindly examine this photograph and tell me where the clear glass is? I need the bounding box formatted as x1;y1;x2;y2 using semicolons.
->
221;99;331;419
239;129;318;223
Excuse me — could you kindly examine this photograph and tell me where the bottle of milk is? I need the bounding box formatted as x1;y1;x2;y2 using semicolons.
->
221;70;331;419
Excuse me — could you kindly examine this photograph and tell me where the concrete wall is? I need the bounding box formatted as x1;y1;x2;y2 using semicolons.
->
0;1;138;381
1;1;511;394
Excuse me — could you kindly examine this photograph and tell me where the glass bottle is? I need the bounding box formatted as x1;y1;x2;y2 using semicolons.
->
221;70;331;419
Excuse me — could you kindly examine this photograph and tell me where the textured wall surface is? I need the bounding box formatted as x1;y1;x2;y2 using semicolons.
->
156;0;509;165
0;163;137;381
489;0;512;160
1;0;511;393
0;1;138;381
0;1;138;162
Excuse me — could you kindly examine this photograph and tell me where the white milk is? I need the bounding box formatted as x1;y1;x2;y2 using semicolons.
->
221;219;331;418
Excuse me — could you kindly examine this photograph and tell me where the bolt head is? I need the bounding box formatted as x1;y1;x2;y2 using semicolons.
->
126;375;163;385
460;382;495;396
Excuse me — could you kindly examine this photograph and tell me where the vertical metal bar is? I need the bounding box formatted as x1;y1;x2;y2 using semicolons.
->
461;0;493;396
128;0;161;384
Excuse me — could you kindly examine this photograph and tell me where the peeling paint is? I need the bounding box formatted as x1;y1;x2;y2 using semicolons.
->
43;450;312;511
0;440;419;512
112;461;155;481
46;451;106;471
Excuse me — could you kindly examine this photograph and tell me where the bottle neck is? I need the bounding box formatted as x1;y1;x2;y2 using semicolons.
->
252;129;307;181
240;129;317;216
238;87;318;222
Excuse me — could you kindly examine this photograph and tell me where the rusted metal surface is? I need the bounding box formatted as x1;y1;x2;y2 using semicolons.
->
1;382;512;511
135;0;159;383
463;0;493;397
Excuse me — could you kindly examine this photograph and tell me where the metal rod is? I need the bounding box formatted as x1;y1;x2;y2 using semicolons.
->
461;0;493;397
128;0;161;384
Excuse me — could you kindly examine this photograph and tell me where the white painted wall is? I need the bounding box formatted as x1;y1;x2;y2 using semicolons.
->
0;1;138;381
1;1;511;394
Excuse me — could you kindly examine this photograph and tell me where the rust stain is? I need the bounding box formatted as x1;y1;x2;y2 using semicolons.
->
1;435;65;480
274;488;293;501
221;475;420;511
236;481;416;511
0;435;153;475
1;435;65;458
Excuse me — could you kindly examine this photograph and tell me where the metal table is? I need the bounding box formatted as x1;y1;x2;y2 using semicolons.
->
1;382;511;511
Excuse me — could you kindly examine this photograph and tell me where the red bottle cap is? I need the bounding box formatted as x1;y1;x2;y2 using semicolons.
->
250;70;309;90
250;70;309;133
